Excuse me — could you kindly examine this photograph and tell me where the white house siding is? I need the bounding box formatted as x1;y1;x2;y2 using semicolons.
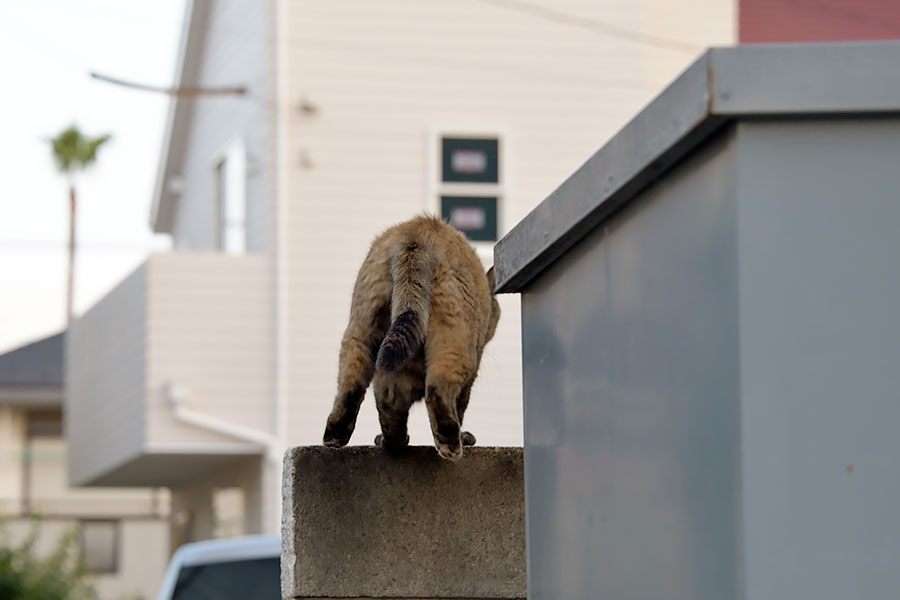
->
67;265;147;486
280;0;735;447
0;406;25;511
26;433;167;516
67;253;273;486
646;0;737;85
144;253;274;447
99;519;169;600
170;0;271;253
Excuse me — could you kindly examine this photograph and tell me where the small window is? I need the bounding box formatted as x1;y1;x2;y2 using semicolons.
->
80;520;119;574
433;131;504;243
213;140;247;255
441;137;499;183
441;196;498;242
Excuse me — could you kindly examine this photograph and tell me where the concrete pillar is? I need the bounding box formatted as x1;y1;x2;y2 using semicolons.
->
281;446;525;600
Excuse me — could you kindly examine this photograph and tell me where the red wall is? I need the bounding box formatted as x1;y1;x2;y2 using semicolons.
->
740;0;900;42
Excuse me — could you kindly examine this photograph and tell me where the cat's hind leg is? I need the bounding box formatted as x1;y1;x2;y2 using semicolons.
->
424;380;463;460
424;329;477;460
324;270;391;447
324;379;368;448
456;380;476;447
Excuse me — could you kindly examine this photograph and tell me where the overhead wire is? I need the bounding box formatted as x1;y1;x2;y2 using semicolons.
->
83;0;708;108
468;0;702;54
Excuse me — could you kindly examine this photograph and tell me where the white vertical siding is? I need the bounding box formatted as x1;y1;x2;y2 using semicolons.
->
281;0;735;447
171;0;271;253
145;253;274;446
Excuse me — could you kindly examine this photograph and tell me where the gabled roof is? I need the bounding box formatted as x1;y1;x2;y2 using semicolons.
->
0;332;65;407
149;0;210;234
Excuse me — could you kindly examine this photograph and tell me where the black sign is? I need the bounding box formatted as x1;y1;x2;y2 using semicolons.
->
441;196;498;242
441;137;499;184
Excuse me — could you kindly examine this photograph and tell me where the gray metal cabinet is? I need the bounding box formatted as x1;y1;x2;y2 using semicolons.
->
495;42;900;600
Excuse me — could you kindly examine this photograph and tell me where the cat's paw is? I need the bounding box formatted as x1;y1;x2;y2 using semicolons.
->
434;424;463;461
435;440;463;461
323;418;353;448
374;433;409;451
461;431;476;447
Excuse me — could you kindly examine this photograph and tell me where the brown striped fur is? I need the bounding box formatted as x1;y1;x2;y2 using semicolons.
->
323;215;501;460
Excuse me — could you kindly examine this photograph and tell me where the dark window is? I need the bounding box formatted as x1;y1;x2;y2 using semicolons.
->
441;137;499;183
80;520;118;574
27;410;63;437
441;196;498;242
172;557;281;600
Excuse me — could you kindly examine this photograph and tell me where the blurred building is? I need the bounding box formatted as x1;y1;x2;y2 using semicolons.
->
65;0;734;544
0;332;168;600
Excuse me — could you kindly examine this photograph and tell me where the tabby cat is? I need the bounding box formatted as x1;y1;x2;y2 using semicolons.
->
323;215;500;460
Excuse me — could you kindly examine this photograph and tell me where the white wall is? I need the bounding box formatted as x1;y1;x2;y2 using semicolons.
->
145;253;274;446
67;253;274;486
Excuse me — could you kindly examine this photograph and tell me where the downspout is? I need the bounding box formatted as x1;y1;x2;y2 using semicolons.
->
166;383;276;450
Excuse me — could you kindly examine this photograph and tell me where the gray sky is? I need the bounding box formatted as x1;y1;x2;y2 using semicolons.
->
0;0;185;353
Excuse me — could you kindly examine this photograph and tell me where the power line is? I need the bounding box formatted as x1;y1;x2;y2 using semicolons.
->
91;72;247;98
152;32;659;114
469;0;702;54
282;37;657;90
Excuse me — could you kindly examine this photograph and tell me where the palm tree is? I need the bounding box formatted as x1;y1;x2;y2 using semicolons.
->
48;125;111;323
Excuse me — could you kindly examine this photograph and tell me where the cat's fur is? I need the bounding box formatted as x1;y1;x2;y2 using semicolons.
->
323;215;500;460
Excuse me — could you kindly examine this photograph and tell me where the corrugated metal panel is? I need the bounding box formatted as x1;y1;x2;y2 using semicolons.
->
281;0;735;446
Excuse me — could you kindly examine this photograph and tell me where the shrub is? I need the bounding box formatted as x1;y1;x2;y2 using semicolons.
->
0;520;96;600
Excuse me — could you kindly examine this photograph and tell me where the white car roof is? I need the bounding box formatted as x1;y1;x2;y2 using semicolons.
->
174;535;281;567
156;535;281;600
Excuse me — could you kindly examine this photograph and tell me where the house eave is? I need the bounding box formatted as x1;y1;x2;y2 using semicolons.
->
72;443;266;488
0;386;62;408
150;0;209;234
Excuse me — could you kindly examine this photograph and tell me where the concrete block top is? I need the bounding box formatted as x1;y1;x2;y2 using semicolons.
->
493;41;900;294
282;446;525;599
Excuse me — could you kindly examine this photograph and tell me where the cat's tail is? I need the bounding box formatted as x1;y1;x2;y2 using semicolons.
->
376;241;435;372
